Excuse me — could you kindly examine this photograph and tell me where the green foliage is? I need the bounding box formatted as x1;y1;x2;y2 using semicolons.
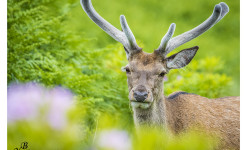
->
165;57;232;98
7;0;67;84
7;0;238;149
8;121;82;150
132;127;217;150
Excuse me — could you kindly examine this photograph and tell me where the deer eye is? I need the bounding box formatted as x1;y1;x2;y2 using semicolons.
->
121;66;131;74
125;67;131;74
159;71;166;77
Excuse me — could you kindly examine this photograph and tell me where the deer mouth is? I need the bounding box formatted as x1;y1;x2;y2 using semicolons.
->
130;101;152;109
129;89;153;109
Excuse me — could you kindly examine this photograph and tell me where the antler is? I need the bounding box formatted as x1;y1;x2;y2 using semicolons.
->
156;2;229;57
80;0;141;58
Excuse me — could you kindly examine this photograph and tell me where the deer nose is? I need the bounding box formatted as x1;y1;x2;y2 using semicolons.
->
133;91;148;102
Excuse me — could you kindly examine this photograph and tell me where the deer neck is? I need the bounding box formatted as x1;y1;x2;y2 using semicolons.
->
132;88;166;129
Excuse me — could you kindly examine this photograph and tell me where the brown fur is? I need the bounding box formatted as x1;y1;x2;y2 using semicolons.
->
166;92;240;149
124;51;240;150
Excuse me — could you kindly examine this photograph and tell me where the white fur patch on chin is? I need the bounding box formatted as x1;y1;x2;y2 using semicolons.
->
131;102;151;109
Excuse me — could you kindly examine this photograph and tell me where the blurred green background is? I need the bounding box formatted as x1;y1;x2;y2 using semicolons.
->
7;0;239;149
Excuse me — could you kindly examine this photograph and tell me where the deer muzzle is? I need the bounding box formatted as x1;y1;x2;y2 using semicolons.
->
129;85;153;109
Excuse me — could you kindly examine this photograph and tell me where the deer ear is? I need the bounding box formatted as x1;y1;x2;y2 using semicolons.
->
165;46;199;69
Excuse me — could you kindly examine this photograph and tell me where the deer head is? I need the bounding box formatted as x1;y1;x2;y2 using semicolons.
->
80;0;229;109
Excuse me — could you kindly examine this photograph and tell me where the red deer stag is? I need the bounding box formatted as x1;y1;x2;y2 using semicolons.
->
80;0;240;149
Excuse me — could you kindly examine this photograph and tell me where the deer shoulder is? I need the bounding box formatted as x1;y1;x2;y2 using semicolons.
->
165;91;240;149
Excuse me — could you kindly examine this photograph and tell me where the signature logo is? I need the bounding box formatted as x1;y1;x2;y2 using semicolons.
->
14;141;29;150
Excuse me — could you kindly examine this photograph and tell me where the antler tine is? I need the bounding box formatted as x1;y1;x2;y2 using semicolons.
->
120;15;142;51
80;0;141;53
159;3;229;56
80;0;124;43
156;23;176;56
216;2;229;23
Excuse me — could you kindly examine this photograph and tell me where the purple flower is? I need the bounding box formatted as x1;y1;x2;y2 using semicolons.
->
164;76;168;82
47;87;74;129
7;83;44;123
7;83;74;130
97;130;131;150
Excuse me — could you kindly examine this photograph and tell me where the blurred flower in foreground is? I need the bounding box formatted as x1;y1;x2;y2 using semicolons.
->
97;130;131;150
47;87;74;129
7;83;74;130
